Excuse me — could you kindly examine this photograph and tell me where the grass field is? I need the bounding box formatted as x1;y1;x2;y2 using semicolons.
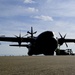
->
0;56;75;75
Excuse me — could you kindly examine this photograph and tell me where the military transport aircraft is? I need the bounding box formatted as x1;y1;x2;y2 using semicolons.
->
0;27;75;56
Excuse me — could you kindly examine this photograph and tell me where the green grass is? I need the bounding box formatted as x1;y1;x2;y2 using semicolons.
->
0;56;75;75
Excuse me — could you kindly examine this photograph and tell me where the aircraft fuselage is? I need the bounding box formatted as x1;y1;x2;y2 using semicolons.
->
28;31;58;56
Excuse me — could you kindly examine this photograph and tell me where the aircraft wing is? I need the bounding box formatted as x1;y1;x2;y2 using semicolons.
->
64;39;75;42
0;37;34;42
58;33;75;46
58;38;75;46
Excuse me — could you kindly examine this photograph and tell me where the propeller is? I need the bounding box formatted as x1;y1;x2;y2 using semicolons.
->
27;27;37;38
14;33;21;45
14;30;21;38
58;32;68;47
14;32;29;46
14;33;29;38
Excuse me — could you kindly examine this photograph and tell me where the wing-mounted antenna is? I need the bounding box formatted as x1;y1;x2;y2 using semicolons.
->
27;27;37;38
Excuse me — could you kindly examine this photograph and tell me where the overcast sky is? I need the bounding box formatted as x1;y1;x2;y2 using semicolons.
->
0;0;75;56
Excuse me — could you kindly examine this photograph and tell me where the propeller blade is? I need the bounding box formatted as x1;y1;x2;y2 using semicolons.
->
64;34;67;38
59;32;63;38
33;31;37;34
65;42;68;47
27;31;30;34
14;35;18;38
19;33;21;38
14;31;22;38
22;34;29;37
18;30;21;38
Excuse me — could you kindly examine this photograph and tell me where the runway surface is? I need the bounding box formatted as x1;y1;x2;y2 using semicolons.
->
0;56;75;75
